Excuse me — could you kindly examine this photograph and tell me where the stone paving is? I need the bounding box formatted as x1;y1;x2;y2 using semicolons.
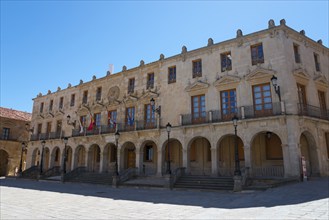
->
0;177;328;219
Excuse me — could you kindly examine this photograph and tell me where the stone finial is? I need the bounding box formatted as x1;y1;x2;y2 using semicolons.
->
159;54;165;60
280;19;286;26
68;83;71;88
300;30;305;35
317;39;322;45
47;90;51;94
122;65;127;71
38;92;42;97
57;87;61;91
207;38;213;46
181;46;187;54
140;60;144;66
268;19;275;28
79;79;83;85
92;75;96;80
107;71;111;76
236;29;243;38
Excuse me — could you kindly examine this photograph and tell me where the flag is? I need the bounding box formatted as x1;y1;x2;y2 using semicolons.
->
87;112;94;131
128;112;134;126
78;118;84;133
108;114;116;128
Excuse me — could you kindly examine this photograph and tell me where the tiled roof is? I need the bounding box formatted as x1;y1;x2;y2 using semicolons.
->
0;107;32;121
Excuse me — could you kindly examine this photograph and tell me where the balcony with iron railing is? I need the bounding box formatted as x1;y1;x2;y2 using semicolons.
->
30;130;64;141
298;103;329;120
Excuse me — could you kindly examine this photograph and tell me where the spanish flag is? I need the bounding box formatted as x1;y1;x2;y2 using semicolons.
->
87;112;94;131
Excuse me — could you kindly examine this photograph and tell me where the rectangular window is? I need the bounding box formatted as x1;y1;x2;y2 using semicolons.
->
49;100;53;111
107;111;117;130
82;91;88;104
293;44;301;63
126;107;135;128
37;123;42;134
192;94;206;124
96;87;102;101
40;102;44;113
251;43;264;65
80;115;87;127
2;128;10;140
46;122;52;134
145;104;155;128
56;120;62;134
94;113;101;128
70;94;75;107
318;91;327;111
221;52;232;72
314;53;321;71
220;89;237;119
147;73;154;89
192;59;202;78
297;83;307;106
252;83;272;116
168;66;176;84
59;97;64;109
128;78;135;93
144;145;153;162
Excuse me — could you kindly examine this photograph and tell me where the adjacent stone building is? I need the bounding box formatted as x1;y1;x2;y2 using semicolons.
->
0;107;32;176
26;19;329;182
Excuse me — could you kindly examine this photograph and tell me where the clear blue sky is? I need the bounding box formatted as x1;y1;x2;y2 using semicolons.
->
1;1;328;113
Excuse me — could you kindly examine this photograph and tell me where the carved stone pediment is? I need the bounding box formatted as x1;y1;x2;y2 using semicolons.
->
314;74;328;90
123;93;138;104
214;74;241;90
45;111;54;118
185;80;209;92
77;104;90;115
37;113;44;119
55;109;65;116
293;68;310;84
245;67;276;84
139;90;159;101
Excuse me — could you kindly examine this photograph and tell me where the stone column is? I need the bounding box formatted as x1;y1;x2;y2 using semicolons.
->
286;118;301;177
211;148;218;176
135;151;141;174
157;149;162;176
243;144;251;170
182;148;189;173
99;153;104;173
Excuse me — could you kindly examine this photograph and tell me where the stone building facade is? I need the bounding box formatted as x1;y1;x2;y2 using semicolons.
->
26;19;329;181
0;107;32;176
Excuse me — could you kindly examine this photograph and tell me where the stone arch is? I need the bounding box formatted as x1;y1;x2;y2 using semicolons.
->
251;131;284;177
74;145;86;169
161;138;183;175
103;142;116;173
140;140;158;175
88;144;101;172
217;134;245;176
0;149;9;176
121;141;136;170
50;147;61;168
32;148;40;166
300;131;320;177
187;136;212;175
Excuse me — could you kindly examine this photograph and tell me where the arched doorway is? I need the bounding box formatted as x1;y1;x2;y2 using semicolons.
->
88;144;101;172
64;146;73;172
75;145;86;168
0;150;9;176
32;148;40;166
300;132;320;177
102;143;116;173
51;147;61;167
141;141;158;175
251;132;284;177
121;142;136;170
188;137;211;175
162;139;183;174
217;135;244;176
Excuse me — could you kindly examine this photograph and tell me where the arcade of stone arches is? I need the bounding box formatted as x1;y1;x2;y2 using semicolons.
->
27;130;322;178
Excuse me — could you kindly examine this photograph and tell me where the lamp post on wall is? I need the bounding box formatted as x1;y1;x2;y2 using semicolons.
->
271;75;281;102
114;131;120;176
39;140;46;177
232;115;241;176
62;137;68;182
18;142;26;175
166;122;172;174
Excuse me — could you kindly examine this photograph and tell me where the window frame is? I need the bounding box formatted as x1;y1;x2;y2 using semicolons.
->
250;43;264;65
220;89;237;120
168;66;176;84
252;83;273;116
147;73;154;89
191;94;206;124
96;87;102;101
220;52;232;72
59;97;64;109
2;128;10;140
293;43;301;63
70;94;75;107
49;100;53;111
192;59;202;78
82;90;88;104
128;78;135;93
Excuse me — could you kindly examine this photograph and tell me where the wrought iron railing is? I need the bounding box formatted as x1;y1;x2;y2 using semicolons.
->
243;102;282;119
182;111;210;126
251;166;284;177
298;103;329;120
30;131;64;141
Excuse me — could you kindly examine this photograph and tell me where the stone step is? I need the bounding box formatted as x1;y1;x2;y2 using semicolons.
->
174;175;234;191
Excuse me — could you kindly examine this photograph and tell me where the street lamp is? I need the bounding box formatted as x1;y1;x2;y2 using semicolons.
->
40;140;46;176
114;131;120;176
271;75;281;102
18;142;26;175
150;98;161;116
232;115;241;176
62;137;68;179
166;122;172;174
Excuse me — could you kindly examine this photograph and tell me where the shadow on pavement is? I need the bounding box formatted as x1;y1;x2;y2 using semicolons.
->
1;177;328;209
